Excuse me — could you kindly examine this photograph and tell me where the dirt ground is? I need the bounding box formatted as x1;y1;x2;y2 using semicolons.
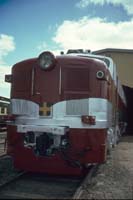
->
80;135;133;199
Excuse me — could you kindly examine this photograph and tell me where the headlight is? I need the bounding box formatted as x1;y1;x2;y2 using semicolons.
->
38;51;56;70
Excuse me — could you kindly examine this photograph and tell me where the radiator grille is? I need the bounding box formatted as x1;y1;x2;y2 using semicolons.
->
66;99;89;115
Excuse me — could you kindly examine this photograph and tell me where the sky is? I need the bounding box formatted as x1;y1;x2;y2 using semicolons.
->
1;0;133;97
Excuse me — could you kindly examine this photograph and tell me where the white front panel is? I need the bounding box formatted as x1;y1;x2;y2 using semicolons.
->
14;98;112;129
11;99;39;117
66;99;89;115
17;124;67;135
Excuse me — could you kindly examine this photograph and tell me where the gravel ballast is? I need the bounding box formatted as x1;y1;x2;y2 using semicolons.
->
80;136;133;199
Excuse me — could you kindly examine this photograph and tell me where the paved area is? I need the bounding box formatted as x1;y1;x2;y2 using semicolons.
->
80;135;133;199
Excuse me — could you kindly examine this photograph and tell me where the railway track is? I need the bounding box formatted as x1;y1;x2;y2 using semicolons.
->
0;165;99;199
73;164;99;199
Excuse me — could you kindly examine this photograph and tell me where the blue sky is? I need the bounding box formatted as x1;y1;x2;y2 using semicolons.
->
1;0;133;97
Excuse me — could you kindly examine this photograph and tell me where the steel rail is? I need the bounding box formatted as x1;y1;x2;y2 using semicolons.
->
73;164;100;199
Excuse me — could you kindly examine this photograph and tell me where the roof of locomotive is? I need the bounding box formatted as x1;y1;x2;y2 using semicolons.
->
62;52;113;66
57;52;114;76
13;51;114;82
13;52;116;87
13;51;113;70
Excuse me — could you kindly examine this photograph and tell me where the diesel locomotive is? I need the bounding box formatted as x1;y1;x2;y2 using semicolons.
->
5;50;127;175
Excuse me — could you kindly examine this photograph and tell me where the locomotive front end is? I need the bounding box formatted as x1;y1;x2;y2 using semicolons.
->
5;51;113;175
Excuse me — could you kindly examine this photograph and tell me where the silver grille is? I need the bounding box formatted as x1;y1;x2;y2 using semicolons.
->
66;99;89;115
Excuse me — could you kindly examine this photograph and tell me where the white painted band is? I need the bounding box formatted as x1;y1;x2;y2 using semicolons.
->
17;124;68;135
12;98;113;129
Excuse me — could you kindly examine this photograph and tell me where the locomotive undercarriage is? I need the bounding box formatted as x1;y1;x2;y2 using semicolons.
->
24;131;69;157
23;130;88;169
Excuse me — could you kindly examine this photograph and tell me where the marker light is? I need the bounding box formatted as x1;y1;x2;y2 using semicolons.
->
5;74;12;83
96;70;105;79
81;115;96;125
38;51;56;70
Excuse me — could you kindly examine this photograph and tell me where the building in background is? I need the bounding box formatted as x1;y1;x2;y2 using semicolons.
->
0;96;10;128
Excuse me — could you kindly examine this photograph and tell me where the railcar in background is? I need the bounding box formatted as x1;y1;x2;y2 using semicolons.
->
5;49;127;176
0;96;10;128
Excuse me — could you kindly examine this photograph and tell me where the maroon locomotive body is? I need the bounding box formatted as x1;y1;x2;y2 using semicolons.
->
5;50;127;175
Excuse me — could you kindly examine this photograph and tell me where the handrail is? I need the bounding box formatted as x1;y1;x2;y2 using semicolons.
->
59;66;62;95
31;67;35;96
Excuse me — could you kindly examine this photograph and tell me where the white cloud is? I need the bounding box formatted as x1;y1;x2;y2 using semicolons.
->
51;49;64;56
0;34;15;97
76;0;133;15
37;41;48;51
0;63;12;98
53;17;133;51
37;41;63;56
0;34;15;58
